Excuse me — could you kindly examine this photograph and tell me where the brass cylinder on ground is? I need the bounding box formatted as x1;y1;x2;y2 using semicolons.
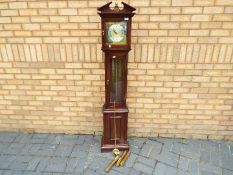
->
105;155;120;173
120;151;131;166
116;151;127;167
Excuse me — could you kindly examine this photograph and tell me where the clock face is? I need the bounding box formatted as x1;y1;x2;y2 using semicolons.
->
106;22;127;45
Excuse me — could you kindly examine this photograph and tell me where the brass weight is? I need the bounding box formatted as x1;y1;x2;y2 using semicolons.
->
120;151;131;166
116;151;127;167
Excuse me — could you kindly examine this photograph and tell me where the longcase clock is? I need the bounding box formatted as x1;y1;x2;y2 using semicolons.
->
98;2;135;152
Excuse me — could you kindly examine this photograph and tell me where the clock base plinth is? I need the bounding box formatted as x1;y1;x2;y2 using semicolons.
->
101;107;129;152
101;138;129;152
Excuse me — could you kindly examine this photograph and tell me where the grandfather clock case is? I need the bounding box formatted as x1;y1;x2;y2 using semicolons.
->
98;2;135;152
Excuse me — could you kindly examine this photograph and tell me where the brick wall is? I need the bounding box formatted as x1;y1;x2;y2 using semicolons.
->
0;0;232;140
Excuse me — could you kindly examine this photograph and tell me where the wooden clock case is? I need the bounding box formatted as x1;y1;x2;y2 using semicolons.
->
98;2;135;152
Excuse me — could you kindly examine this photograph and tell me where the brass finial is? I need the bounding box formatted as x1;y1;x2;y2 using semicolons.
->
114;2;120;11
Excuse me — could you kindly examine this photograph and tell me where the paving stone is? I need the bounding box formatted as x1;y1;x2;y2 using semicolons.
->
108;169;122;175
13;134;33;143
26;157;41;171
45;157;68;173
129;168;142;175
23;172;43;175
137;155;156;167
44;135;63;145
0;143;11;154
125;153;138;168
210;151;220;166
112;165;131;175
83;169;99;175
36;157;51;172
188;159;198;175
200;151;211;163
178;156;189;171
4;143;25;155
70;146;89;158
200;170;218;175
222;169;233;175
2;170;23;175
65;157;87;174
200;163;222;175
9;156;32;171
133;162;153;175
220;143;233;171
60;135;79;145
54;145;74;157
0;155;15;169
157;151;179;167
166;166;177;175
171;142;182;155
33;134;49;139
153;162;167;175
88;156;109;172
177;169;191;175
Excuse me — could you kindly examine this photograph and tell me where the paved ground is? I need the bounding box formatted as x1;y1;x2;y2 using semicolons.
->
0;132;232;175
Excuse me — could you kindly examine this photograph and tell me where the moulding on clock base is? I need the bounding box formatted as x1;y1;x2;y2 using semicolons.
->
101;140;129;152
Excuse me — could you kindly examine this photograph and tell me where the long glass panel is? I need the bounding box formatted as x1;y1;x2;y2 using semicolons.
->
110;59;124;103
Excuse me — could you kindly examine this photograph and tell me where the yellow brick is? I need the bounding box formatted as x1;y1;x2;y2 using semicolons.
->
211;29;231;36
59;9;77;15
14;31;31;37
31;17;49;23
201;22;222;29
216;0;233;5
23;24;40;30
151;0;171;6
78;8;97;15
161;7;181;14
69;16;88;22
11;17;30;23
180;22;200;29
48;1;67;8
0;3;8;9
68;1;87;7
19;9;37;16
50;16;68;23
190;30;209;36
160;23;179;29
1;10;18;16
172;0;192;6
139;23;158;29
139;7;159;14
203;7;224;14
171;15;190;21
28;2;47;8
0;17;11;24
191;15;211;21
134;15;149;22
9;2;27;9
213;14;232;21
194;0;214;6
182;7;203;14
130;0;150;6
41;24;59;30
39;9;57;15
79;23;98;29
4;24;21;30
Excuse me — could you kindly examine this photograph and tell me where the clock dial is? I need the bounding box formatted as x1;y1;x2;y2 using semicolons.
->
106;22;127;45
